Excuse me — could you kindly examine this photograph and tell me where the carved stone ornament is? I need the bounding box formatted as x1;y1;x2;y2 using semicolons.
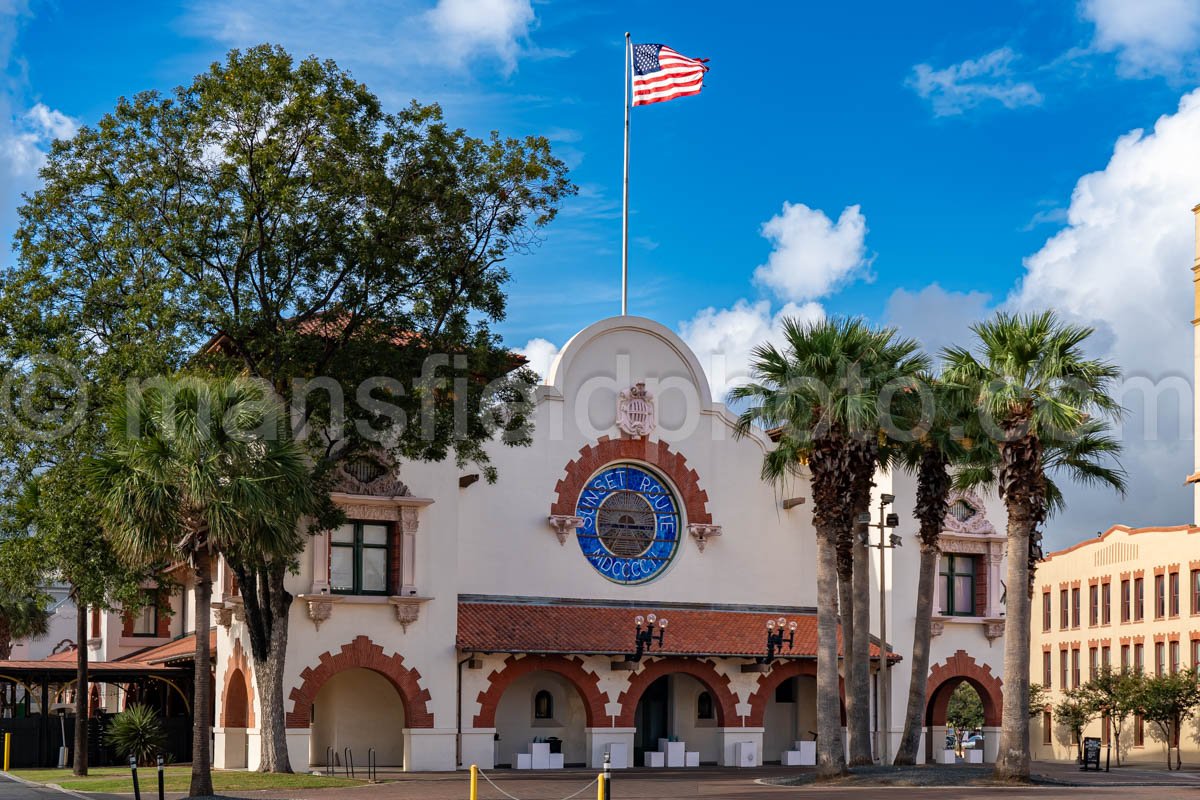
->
331;451;410;497
942;489;997;535
301;595;342;630
984;618;1006;643
211;603;233;629
227;597;246;623
688;523;723;553
930;619;945;638
547;515;585;545
389;597;429;632
617;382;656;437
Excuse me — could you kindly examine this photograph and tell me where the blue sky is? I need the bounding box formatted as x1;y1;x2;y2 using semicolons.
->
5;0;1200;547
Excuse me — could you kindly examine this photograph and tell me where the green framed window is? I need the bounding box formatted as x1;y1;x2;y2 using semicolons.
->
330;522;390;595
938;554;976;616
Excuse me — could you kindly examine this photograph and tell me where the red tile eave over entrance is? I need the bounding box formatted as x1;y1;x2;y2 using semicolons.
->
457;601;899;661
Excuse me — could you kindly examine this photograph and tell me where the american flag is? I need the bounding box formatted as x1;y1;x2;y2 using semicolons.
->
632;43;709;107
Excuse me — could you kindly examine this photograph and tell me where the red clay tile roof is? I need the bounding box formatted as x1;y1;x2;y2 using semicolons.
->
457;600;897;660
123;631;216;665
42;647;78;662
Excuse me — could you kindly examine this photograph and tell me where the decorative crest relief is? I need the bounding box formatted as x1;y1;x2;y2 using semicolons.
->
942;489;996;535
331;451;410;497
617;382;656;437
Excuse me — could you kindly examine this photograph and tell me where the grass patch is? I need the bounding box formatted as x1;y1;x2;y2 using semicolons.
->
11;765;364;792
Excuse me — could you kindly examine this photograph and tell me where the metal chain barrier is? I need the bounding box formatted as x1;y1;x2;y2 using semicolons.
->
472;765;601;800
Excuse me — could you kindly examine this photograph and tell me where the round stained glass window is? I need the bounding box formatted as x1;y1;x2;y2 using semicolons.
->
574;463;681;585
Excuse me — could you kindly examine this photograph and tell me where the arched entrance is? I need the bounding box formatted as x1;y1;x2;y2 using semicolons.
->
748;661;843;763
223;669;249;728
311;667;406;767
616;659;737;767
924;651;1003;764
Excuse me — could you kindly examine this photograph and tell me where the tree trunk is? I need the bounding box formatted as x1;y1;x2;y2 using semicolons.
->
837;571;859;765
0;617;13;661
190;556;215;798
993;498;1033;781
73;597;88;777
816;531;848;778
848;533;872;765
252;563;294;773
895;543;938;764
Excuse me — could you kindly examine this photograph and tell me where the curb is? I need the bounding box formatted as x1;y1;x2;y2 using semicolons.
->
1;770;91;798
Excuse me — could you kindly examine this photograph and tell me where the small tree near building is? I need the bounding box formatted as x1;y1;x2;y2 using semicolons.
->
1080;666;1144;766
1055;689;1096;762
1137;667;1200;770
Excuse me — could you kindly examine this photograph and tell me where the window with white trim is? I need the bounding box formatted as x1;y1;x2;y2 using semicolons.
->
330;521;390;595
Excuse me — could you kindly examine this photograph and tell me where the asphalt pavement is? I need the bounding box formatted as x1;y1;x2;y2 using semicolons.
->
0;773;74;798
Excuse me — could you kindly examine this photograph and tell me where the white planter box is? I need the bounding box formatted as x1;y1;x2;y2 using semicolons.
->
797;741;816;766
605;743;627;769
781;750;803;766
941;749;957;765
734;741;757;767
967;749;983;764
658;740;685;768
531;742;550;770
685;751;699;767
644;751;665;768
515;753;532;769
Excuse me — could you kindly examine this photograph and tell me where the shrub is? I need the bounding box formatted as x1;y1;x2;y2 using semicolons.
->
104;704;166;766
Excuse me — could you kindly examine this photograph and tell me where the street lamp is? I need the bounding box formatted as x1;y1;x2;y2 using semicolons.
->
868;493;901;765
761;617;797;663
627;614;668;662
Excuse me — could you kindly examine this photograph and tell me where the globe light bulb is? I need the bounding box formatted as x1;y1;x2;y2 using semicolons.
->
788;621;797;631
659;618;668;629
777;617;787;628
635;615;644;626
647;613;657;624
767;620;775;630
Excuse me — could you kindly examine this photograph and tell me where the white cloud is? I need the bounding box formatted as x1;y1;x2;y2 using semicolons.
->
883;284;993;363
1005;88;1200;540
679;299;825;401
908;48;1042;117
1;103;79;179
753;203;869;302
1082;0;1200;78
516;337;560;381
426;0;534;73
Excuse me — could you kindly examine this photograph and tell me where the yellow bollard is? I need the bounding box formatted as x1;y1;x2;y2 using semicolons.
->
596;773;605;800
3;731;9;771
469;764;478;800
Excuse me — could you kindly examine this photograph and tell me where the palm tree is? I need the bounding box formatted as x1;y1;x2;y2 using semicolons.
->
91;376;315;798
733;317;927;776
892;377;972;765
0;593;50;660
942;311;1125;781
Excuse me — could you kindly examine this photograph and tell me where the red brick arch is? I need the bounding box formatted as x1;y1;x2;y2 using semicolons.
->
473;655;608;728
220;638;255;728
615;658;736;727
746;661;846;727
550;437;711;524
925;650;1003;727
285;635;433;728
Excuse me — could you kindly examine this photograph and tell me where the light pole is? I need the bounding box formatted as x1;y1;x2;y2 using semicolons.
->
864;493;901;764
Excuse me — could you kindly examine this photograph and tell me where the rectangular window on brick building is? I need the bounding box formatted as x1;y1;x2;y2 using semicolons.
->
1135;643;1144;673
1061;649;1069;690
1155;642;1165;676
1171;572;1180;617
1061;589;1070;629
1072;587;1081;628
1135;578;1144;621
1102;646;1111;670
1089;647;1098;680
1121;579;1130;622
1043;711;1053;745
1043;651;1052;686
1193;640;1200;669
1089;585;1099;627
1102;583;1111;625
1192;570;1200;615
1043;592;1051;632
1122;644;1130;671
1171;641;1181;674
939;555;976;616
1135;715;1144;746
330;521;391;596
1155;574;1166;619
1072;647;1081;688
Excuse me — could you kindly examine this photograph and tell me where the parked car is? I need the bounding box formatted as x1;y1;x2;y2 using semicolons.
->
962;733;984;750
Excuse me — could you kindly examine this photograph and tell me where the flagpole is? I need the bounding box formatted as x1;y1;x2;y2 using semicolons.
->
621;32;631;316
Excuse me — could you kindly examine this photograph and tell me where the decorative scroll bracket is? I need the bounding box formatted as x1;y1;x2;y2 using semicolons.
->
389;596;432;633
298;594;342;630
983;618;1005;644
547;515;585;546
211;602;233;629
930;618;946;638
688;523;723;553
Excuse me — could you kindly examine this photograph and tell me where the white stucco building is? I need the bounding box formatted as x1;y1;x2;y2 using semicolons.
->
195;314;1009;772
